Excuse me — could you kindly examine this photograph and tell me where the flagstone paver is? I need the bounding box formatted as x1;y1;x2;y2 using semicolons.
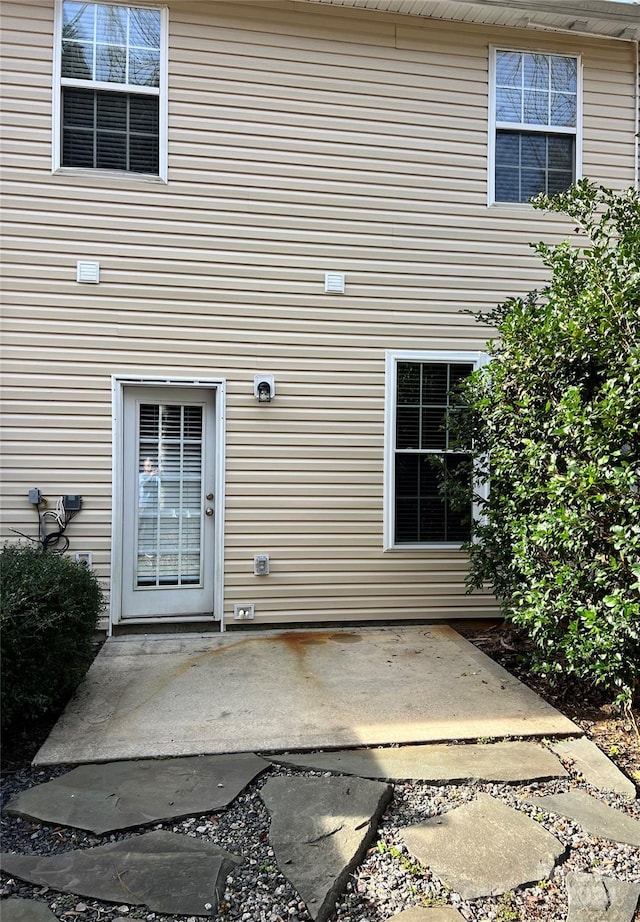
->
5;753;268;834
565;871;640;921
1;899;59;922
529;791;640;846
262;775;392;922
550;737;637;800
0;830;242;916
401;793;566;899
387;909;466;921
3;740;638;922
270;741;568;783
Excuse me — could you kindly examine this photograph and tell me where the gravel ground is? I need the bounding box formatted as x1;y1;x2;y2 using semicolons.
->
1;755;639;922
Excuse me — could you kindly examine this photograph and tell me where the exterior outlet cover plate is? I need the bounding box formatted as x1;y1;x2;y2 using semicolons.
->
234;603;255;620
254;555;269;575
75;551;93;568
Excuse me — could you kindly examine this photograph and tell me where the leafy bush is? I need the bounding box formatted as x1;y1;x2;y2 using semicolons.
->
1;543;104;730
461;182;640;704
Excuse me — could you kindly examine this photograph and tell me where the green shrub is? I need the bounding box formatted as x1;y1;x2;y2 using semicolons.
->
460;182;640;705
1;543;104;730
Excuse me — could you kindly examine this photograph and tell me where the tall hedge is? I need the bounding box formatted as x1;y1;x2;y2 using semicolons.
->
1;544;104;729
462;182;640;704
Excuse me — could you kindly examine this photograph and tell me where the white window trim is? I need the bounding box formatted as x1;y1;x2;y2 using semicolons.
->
52;0;169;182
487;45;583;207
384;350;487;551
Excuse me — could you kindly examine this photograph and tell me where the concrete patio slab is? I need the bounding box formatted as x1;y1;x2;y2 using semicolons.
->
33;626;581;766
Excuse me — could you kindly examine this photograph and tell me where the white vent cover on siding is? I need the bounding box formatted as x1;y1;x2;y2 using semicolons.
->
324;272;345;293
76;260;100;284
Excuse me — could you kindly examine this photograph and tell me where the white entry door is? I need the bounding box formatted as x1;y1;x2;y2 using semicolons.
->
120;386;216;620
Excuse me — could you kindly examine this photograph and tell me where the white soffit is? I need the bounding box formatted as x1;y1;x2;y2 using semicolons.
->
297;0;640;40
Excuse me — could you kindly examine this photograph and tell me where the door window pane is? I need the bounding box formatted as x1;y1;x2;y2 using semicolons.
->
136;403;204;587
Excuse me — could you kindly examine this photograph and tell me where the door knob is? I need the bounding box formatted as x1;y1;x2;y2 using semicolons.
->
205;507;214;516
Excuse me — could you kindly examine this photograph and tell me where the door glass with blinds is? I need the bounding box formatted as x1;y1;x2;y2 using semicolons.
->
137;402;203;587
121;386;216;620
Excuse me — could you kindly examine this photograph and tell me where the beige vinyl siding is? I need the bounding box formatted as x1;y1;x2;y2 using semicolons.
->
1;0;636;625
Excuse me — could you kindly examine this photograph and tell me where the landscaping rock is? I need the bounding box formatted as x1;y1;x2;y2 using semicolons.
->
401;793;565;898
0;830;242;916
565;871;640;921
262;774;392;922
6;753;268;834
550;737;637;800
1;899;59;922
270;741;567;784
530;791;640;846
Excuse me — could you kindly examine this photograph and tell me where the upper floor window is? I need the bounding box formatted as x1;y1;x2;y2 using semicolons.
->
490;49;581;204
55;1;166;178
384;351;484;549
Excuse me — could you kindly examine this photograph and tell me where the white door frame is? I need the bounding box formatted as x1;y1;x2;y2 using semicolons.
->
110;375;226;632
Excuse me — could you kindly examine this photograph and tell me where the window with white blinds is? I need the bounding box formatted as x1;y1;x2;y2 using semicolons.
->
490;49;581;204
385;351;483;549
56;1;165;176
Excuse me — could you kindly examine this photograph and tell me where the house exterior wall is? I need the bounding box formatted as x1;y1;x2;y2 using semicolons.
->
1;0;637;626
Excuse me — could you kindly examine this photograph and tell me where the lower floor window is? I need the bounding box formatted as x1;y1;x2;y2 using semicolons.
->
386;352;481;548
395;453;471;543
62;87;159;174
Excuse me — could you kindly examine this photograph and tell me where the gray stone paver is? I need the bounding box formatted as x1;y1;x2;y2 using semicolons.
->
530;791;640;846
551;737;637;800
262;775;392;922
6;753;268;834
401;793;566;899
271;740;568;783
0;899;59;922
3;739;638;920
565;871;640;921
0;830;242;916
387;909;466;921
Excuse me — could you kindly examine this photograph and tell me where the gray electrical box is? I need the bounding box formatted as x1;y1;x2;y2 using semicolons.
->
63;495;83;512
254;554;270;575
